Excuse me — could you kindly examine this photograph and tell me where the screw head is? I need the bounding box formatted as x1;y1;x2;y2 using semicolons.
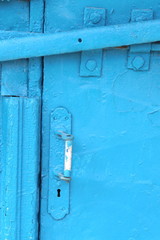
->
90;12;102;24
132;56;145;70
86;60;97;71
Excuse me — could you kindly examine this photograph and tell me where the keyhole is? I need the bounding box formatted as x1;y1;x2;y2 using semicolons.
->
57;189;61;197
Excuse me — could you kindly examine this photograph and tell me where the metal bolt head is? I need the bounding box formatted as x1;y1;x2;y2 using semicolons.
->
90;12;102;24
85;60;97;71
132;56;145;70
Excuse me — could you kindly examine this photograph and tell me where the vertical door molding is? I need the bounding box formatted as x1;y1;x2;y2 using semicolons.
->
0;97;41;240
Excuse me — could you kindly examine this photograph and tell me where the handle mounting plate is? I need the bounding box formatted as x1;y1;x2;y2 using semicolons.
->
48;107;72;220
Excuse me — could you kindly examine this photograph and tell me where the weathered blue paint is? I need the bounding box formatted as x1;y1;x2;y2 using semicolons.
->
41;2;160;240
0;0;43;239
1;1;160;240
0;98;41;239
1;59;28;96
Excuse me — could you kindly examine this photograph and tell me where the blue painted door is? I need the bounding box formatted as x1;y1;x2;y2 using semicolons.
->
1;1;160;240
40;1;160;240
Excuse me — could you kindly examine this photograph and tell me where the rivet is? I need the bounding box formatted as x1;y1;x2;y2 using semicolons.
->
53;115;58;120
85;60;97;71
132;56;145;70
90;12;102;24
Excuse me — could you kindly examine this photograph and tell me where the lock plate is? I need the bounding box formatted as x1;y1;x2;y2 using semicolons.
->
48;107;72;220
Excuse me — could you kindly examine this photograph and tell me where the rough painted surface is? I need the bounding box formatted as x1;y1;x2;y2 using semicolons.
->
1;0;160;239
41;1;160;240
0;0;29;96
0;0;43;97
0;97;41;240
0;0;44;239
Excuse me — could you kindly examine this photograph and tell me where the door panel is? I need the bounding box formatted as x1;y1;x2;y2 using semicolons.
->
0;98;41;239
41;52;160;240
41;1;160;240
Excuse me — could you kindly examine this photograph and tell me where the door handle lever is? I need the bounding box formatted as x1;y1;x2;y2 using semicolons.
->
55;131;74;182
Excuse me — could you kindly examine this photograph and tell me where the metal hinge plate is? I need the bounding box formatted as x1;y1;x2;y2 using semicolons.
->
127;9;153;71
80;7;106;77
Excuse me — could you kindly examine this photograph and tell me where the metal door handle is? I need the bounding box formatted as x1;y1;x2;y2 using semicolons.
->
55;131;74;182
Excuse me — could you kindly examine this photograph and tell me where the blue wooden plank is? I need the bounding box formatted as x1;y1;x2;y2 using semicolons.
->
0;0;30;97
28;0;44;98
0;0;29;31
0;97;40;240
28;58;42;97
29;0;44;33
20;98;40;239
1;98;19;240
1;60;28;96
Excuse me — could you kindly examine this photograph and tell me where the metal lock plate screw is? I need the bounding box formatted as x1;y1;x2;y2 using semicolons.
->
89;12;102;24
85;59;97;71
132;56;145;70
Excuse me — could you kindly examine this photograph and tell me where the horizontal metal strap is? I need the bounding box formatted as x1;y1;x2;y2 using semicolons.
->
0;19;160;61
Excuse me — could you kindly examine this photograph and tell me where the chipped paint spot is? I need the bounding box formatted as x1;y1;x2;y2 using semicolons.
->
148;109;160;127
